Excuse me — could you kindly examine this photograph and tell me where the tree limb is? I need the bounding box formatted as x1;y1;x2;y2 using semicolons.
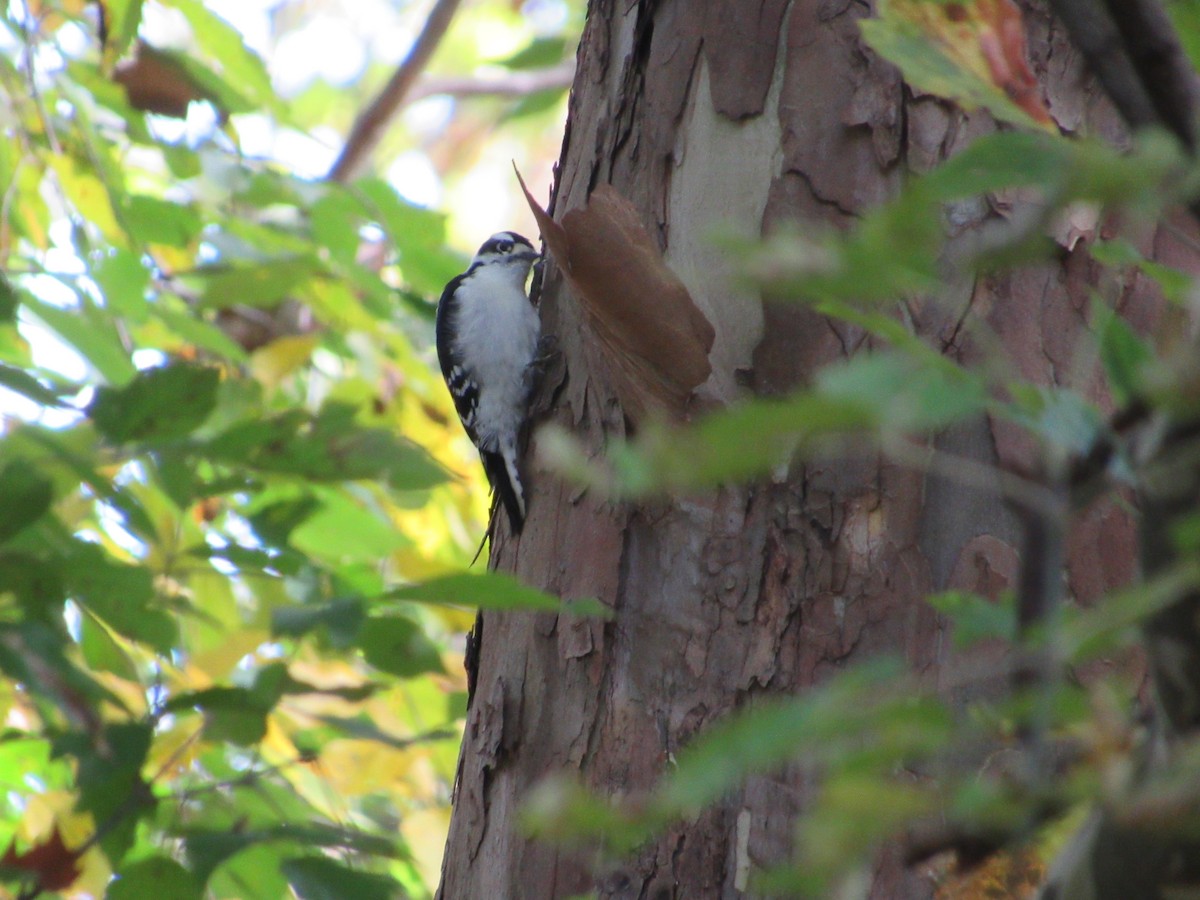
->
405;62;575;103
327;0;465;183
1046;0;1197;156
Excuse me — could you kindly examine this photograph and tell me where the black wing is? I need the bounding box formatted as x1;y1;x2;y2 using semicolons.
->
435;274;480;445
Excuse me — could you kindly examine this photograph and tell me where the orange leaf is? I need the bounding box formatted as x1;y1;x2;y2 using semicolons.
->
891;0;1052;125
1;825;82;892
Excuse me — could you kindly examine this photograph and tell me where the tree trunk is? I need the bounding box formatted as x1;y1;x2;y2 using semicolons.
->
438;1;1176;896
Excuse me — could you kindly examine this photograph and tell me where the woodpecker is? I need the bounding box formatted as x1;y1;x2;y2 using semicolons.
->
435;231;541;533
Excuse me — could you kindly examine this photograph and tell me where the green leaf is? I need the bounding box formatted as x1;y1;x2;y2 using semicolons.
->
310;189;365;265
195;258;318;310
167;0;286;118
281;856;399;900
183;824;399;883
1094;298;1151;405
920;131;1068;199
55;722;153;865
389;571;611;618
24;295;138;386
1167;0;1200;74
925;591;1015;650
271;599;365;648
579;352;985;496
152;306;249;362
90;363;220;443
167;686;269;746
110;855;202;900
357;615;445;677
208;403;446;489
63;542;178;653
0;460;53;544
0;362;70;407
290;491;407;563
101;0;147;65
658;660;950;814
860;14;1043;129
79;613;139;681
494;36;569;70
0;272;16;322
93;248;150;320
121;194;203;248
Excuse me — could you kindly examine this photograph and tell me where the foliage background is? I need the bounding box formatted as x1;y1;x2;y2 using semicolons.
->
0;0;576;896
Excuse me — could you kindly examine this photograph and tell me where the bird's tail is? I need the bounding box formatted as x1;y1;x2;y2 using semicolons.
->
483;445;525;533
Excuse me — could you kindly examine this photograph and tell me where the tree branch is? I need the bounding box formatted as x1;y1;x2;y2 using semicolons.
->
327;0;465;183
405;62;575;103
1046;0;1197;156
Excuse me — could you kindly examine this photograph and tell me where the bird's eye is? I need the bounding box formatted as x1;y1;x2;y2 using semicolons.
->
496;241;512;253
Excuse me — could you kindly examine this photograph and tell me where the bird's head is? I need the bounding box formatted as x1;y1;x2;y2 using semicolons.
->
473;232;539;274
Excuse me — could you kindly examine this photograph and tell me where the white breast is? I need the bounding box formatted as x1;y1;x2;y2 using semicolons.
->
452;264;540;450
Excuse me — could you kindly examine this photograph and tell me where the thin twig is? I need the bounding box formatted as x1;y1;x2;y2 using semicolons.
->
405;62;575;103
327;0;465;183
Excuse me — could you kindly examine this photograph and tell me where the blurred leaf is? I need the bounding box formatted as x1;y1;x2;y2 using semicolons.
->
78;613;138;680
47;155;123;240
63;542;177;653
1094;298;1152;406
0;273;16;322
23;296;138;386
290;491;407;563
208;402;446;489
92;248;150;319
358;615;445;678
0;461;53;544
658;660;950;814
861;0;1052;129
121;194;203;247
54;722;153;865
271;599;365;648
495;36;568;69
926;591;1015;650
1090;239;1193;305
183;824;398;882
109;855;202;900
0;825;81;892
90;363;219;444
281;856;399;900
100;0;146;65
195;259;318;310
389;571;611;618
166;686;270;746
1167;0;1200;74
0;364;66;407
168;0;286;118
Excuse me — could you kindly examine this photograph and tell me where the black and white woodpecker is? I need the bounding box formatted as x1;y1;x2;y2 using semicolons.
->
435;231;541;533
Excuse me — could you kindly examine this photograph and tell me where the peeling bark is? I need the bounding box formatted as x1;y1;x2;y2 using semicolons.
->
437;2;1176;897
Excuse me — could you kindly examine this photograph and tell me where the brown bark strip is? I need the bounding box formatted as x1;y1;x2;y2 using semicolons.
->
518;171;715;423
700;0;790;120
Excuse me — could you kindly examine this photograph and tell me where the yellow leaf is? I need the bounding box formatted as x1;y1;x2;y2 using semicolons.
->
400;806;451;892
188;627;270;679
46;156;123;242
250;334;319;389
319;739;438;799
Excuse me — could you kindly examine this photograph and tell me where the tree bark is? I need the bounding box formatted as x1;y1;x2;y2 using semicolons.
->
438;1;1183;897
